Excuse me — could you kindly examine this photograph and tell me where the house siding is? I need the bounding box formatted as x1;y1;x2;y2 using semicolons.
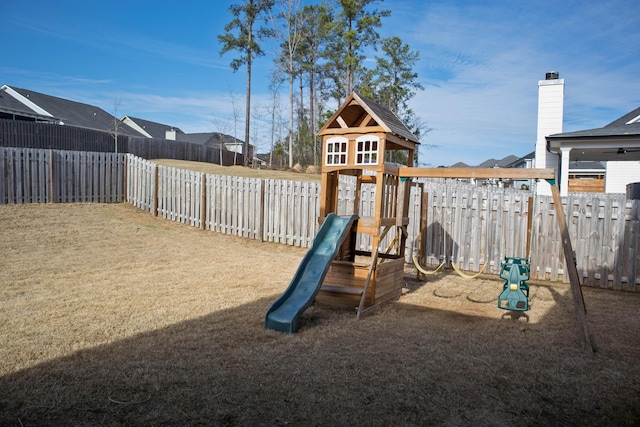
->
605;161;640;194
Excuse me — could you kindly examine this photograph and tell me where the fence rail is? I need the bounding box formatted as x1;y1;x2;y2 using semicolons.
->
2;148;638;291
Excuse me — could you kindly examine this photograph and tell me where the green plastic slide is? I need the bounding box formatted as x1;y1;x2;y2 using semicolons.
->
265;213;358;333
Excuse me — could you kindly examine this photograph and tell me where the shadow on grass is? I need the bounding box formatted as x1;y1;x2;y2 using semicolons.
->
1;285;639;426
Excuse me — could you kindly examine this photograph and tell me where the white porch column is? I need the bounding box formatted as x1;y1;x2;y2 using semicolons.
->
560;147;571;197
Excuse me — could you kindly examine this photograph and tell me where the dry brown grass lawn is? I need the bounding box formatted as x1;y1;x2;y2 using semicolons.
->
1;203;639;426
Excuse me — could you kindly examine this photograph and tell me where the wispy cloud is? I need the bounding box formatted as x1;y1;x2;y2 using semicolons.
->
387;0;640;166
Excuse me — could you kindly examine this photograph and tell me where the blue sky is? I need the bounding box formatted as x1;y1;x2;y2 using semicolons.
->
2;0;638;167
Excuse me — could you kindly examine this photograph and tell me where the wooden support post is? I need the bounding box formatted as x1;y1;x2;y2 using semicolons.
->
395;178;410;258
526;196;533;259
354;172;363;216
418;189;429;279
550;183;595;352
357;248;378;319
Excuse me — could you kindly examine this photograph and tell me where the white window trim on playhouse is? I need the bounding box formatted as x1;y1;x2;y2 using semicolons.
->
325;136;348;166
355;135;380;165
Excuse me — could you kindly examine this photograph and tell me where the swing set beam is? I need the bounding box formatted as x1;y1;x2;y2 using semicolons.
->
398;167;555;180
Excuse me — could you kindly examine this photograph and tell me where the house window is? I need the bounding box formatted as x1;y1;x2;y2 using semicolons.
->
325;137;348;166
355;135;379;165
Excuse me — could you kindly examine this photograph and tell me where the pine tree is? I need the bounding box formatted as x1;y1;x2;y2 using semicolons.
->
325;0;390;102
218;0;274;166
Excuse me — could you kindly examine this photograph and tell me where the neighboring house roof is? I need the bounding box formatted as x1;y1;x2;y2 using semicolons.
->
549;106;640;139
1;84;258;156
448;152;534;169
449;161;470;168
546;106;640;161
177;132;251;151
122;116;184;139
0;84;143;137
502;151;535;168
476;155;519;169
0;86;52;120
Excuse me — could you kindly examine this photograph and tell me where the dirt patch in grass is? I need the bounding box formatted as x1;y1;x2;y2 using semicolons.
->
1;203;639;426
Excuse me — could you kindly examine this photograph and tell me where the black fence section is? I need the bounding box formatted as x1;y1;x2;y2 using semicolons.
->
125;137;239;165
0;119;243;166
0;119;121;152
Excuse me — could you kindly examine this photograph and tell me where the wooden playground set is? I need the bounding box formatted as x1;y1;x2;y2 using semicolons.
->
266;92;593;351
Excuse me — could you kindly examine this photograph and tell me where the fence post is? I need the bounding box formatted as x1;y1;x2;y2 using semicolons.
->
121;154;127;203
153;164;159;216
259;179;265;242
48;149;55;203
200;173;206;230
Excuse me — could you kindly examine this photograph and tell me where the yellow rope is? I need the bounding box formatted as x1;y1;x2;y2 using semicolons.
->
451;261;488;279
412;254;445;275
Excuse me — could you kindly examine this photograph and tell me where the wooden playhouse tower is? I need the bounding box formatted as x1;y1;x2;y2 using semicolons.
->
315;92;420;315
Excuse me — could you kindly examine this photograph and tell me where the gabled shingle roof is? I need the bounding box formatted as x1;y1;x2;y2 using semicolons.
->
548;106;640;139
449;153;531;168
0;85;144;136
353;92;420;144
449;161;470;168
177;132;245;149
318;91;419;145
0;87;43;118
123;116;184;139
475;155;519;168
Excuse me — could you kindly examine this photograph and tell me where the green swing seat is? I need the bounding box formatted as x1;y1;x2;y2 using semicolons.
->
498;257;530;311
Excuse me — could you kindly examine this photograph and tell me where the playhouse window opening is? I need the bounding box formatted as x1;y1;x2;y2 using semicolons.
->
326;137;348;166
355;136;380;165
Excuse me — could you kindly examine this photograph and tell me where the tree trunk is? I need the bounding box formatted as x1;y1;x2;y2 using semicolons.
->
244;23;253;167
299;72;304;164
309;68;316;167
288;65;294;169
270;93;275;169
245;60;252;167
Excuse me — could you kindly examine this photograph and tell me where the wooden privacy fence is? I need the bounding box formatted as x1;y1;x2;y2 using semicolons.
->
1;148;637;291
0;147;124;204
126;155;639;291
413;181;639;291
530;193;638;291
126;155;322;247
